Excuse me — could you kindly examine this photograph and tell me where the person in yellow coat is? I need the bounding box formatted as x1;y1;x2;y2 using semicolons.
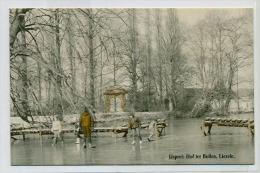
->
79;108;95;149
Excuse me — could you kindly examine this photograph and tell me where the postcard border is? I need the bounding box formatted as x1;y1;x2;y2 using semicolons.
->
0;0;259;172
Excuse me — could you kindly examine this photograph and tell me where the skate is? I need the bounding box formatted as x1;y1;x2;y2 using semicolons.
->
139;140;142;144
82;143;87;149
89;143;96;149
131;140;135;145
75;138;80;144
52;138;57;146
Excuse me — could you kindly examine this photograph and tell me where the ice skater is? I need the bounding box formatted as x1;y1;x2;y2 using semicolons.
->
74;122;82;144
51;116;63;145
128;113;142;145
147;119;158;142
79;108;95;149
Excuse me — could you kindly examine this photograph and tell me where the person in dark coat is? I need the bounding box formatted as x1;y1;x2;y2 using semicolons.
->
128;113;142;145
79;108;95;149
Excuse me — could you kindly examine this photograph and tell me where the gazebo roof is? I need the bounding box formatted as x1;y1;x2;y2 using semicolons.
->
104;86;128;95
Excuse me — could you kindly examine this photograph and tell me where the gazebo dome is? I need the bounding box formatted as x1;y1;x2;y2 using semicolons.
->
104;86;128;95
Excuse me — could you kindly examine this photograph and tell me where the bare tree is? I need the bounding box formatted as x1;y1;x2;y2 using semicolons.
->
10;9;32;122
189;10;253;116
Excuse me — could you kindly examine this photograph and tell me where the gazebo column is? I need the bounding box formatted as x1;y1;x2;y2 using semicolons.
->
120;94;126;112
105;95;111;113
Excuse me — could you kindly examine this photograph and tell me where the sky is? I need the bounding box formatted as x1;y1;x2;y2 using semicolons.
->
177;8;249;26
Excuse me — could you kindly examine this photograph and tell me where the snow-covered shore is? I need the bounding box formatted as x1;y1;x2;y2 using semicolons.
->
10;112;168;129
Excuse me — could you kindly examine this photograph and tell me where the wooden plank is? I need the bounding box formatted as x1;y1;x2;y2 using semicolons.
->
226;118;232;122
242;119;248;123
237;119;242;123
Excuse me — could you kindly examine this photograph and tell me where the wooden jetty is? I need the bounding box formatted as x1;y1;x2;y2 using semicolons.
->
11;119;167;140
201;117;254;136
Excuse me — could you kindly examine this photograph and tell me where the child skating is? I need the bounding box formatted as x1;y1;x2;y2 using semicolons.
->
51;116;63;145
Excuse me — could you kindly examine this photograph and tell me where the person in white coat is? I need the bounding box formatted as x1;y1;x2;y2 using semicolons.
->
51;116;63;145
147;119;157;142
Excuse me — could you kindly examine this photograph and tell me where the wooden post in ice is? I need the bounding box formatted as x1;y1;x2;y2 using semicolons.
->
22;123;25;140
155;124;158;141
162;120;165;136
201;120;205;137
113;120;117;139
39;124;42;140
247;118;251;136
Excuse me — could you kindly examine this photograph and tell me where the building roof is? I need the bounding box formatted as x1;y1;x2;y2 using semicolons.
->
238;89;254;98
104;86;128;95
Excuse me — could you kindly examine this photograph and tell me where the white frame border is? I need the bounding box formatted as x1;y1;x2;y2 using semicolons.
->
0;0;259;172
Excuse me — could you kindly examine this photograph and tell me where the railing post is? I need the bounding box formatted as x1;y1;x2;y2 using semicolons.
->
22;123;25;140
113;120;117;139
248;118;251;136
155;123;158;141
39;124;42;140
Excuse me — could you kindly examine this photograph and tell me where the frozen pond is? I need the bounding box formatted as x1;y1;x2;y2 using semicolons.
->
11;113;254;165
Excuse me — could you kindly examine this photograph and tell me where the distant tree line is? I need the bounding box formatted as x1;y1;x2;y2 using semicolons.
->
9;8;253;122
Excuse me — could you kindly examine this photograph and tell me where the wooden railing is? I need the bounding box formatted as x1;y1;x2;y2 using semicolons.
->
11;119;167;140
201;117;254;136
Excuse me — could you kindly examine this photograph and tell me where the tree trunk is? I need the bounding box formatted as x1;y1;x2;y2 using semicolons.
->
156;9;163;109
9;9;31;48
10;9;32;122
99;45;103;111
145;10;152;111
67;11;77;110
130;9;138;110
19;14;30;122
88;9;95;110
55;9;64;118
37;62;42;115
